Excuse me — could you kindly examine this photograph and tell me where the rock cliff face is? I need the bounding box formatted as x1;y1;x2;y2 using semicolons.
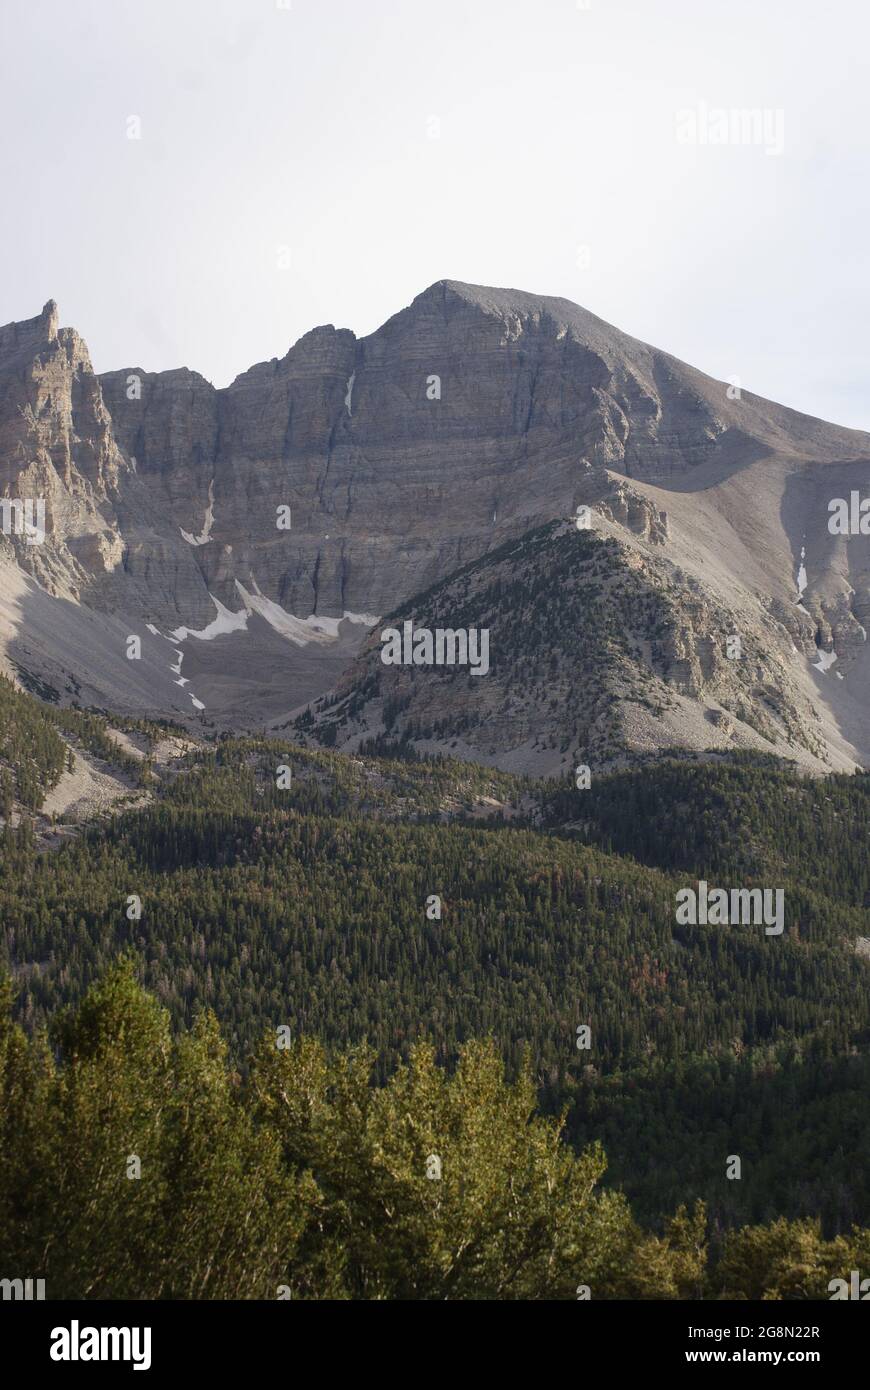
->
0;281;868;769
0;301;128;596
287;492;838;777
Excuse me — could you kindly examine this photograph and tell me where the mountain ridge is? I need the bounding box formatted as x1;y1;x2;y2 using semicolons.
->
0;281;868;772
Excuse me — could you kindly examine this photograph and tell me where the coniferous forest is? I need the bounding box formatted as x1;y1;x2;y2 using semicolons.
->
1;678;870;1298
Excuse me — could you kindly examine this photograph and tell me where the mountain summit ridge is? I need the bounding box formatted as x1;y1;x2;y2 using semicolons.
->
0;283;868;771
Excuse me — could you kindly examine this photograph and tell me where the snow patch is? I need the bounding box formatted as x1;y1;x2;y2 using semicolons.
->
170;594;249;642
234;580;334;646
143;617;209;713
343;610;380;628
344;372;355;415
233;578;379;646
166;582;380;655
812;647;838;674
795;542;807;602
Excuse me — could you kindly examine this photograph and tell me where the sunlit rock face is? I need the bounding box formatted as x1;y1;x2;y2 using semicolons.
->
0;282;868;761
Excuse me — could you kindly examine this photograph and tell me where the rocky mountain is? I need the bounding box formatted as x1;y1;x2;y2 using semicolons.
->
288;484;850;777
0;281;868;772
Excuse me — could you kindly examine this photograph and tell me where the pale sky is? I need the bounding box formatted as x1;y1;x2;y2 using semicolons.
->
2;0;868;429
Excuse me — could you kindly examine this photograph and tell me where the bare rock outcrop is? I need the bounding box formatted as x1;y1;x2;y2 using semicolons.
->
0;281;867;770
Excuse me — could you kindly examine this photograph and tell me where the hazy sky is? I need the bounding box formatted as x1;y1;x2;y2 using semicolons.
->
2;0;868;428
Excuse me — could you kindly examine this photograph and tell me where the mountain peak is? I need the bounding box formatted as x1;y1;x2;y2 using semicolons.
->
403;278;648;361
1;278;869;771
0;298;60;365
40;299;59;333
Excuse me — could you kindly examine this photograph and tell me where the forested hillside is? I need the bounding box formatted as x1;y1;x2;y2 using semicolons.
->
1;689;869;1242
2;962;869;1300
541;752;870;905
0;673;67;811
0;673;166;821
